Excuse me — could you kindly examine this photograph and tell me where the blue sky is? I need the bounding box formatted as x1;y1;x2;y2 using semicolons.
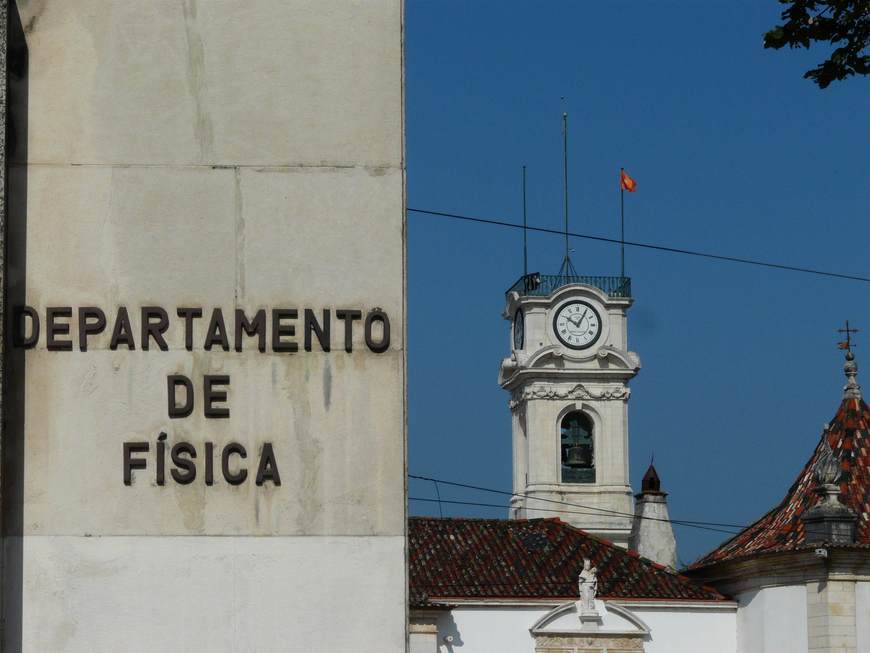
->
405;1;870;564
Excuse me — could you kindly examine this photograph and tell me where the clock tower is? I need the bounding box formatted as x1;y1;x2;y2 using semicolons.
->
499;273;639;547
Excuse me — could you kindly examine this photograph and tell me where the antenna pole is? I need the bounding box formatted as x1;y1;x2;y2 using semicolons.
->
522;165;528;277
620;168;625;278
562;112;569;265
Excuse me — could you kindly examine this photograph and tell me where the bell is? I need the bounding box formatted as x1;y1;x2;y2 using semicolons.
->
565;444;592;468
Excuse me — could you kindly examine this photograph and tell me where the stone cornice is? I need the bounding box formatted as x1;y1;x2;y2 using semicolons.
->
509;382;630;411
685;547;870;593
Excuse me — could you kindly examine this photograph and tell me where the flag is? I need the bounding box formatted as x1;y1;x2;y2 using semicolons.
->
620;169;637;192
838;341;850;350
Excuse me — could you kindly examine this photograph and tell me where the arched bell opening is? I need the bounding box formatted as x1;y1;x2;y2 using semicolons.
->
560;411;595;483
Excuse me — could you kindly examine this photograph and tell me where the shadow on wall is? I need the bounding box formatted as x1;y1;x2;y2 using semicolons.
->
439;611;464;652
3;3;29;652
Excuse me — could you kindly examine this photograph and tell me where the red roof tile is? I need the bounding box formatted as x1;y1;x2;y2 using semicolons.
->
690;396;870;569
409;516;726;606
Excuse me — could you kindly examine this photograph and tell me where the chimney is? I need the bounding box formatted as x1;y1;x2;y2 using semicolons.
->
629;464;678;569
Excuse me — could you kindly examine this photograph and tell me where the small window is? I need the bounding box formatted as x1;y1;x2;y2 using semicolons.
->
560;411;595;483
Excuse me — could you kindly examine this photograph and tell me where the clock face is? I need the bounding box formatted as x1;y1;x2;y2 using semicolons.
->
513;309;524;349
553;301;602;350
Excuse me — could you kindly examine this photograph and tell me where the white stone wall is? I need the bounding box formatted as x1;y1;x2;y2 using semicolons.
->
735;585;808;653
628;604;737;653
806;579;857;653
856;582;870;653
429;603;736;653
3;2;405;651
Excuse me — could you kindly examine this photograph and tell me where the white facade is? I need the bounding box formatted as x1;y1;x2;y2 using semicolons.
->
735;585;808;653
689;552;870;653
500;283;640;545
410;601;737;653
3;2;406;651
857;582;870;653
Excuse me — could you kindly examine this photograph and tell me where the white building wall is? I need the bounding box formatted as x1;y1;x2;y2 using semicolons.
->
437;607;540;653
629;605;737;653
735;585;808;653
433;603;736;653
856;582;870;653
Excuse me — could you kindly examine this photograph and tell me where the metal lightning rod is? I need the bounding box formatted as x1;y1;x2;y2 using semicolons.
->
522;165;528;277
562;111;569;266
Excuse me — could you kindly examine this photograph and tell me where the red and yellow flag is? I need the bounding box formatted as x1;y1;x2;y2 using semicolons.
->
620;169;637;192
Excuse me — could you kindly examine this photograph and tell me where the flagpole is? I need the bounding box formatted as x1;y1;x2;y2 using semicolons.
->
620;168;625;279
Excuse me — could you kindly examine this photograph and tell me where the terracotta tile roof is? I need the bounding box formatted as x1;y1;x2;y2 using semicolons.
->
409;516;726;607
690;396;870;569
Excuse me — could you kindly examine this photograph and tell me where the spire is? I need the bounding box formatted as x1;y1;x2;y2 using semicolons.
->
630;463;677;569
844;351;862;400
640;464;663;494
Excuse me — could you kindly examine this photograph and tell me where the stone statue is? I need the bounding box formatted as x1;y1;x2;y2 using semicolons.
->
577;558;598;614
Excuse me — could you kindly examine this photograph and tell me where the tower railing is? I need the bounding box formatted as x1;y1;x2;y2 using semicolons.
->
507;273;631;299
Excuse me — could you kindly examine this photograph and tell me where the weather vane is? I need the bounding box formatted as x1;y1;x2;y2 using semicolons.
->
837;320;859;352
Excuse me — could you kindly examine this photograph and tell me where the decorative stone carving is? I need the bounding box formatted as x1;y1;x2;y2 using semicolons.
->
509;383;629;410
534;634;644;652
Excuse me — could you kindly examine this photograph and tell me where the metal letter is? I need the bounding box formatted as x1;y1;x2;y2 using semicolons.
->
141;307;169;351
335;309;362;353
255;442;281;486
156;432;167;485
271;309;299;353
364;308;390;353
222;443;248;485
12;306;39;348
78;307;107;352
167;375;194;418
46;307;73;351
204;308;230;351
123;442;149;485
176;307;203;351
170;442;197;484
204;375;230;418
235;308;266;352
110;306;136;350
304;308;331;352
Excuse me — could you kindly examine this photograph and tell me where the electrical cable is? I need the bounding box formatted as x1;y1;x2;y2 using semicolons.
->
407;207;870;283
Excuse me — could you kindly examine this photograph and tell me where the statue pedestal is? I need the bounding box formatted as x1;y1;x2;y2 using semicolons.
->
575;601;602;631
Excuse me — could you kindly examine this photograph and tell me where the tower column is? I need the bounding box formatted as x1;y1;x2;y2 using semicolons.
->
501;281;640;546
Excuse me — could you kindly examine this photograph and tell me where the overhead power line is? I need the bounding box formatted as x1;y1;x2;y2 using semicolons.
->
407;207;870;283
408;473;836;543
408;496;742;536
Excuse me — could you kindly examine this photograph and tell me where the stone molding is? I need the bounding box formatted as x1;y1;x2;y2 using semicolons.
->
510;383;630;411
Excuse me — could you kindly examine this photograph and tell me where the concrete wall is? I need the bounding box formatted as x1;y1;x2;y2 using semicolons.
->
2;1;405;651
735;585;808;653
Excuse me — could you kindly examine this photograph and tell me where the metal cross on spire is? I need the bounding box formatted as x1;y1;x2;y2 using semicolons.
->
838;320;859;353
